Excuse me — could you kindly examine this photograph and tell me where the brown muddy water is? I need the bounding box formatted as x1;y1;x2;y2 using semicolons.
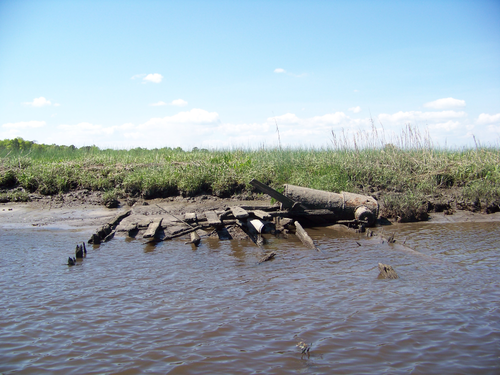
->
1;221;499;374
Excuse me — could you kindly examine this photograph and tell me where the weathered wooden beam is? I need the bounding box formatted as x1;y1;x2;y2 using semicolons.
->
184;212;197;222
109;210;132;226
294;221;319;251
230;206;249;219
252;210;272;220
185;231;201;246
143;218;163;239
204;211;222;227
249;179;297;210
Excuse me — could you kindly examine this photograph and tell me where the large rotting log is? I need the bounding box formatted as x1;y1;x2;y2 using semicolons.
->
284;185;379;226
294;221;319;251
378;263;398;279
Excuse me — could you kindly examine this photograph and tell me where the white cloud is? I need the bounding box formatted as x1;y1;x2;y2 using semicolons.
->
143;73;163;83
349;106;361;113
171;99;188;107
24;97;52;107
131;74;146;80
379;110;467;123
274;68;285;73
476;113;500;125
424;97;466;109
150;101;168;106
2;120;46;129
428;120;460;131
54;103;61;107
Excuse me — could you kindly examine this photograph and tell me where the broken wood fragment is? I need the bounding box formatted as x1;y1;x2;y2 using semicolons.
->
258;251;276;263
108;210;132;226
252;210;272;220
230;206;249;219
294;221;319;251
143;218;163;239
161;225;201;241
185;231;201;246
184;212;197;222
249;179;298;210
378;263;398;279
204;211;221;227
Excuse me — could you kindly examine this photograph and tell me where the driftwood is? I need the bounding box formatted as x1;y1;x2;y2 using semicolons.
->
378;263;398;279
294;221;319;251
258;251;276;263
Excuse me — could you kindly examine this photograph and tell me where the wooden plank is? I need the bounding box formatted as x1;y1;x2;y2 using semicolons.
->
185;231;201;246
252;210;272;220
294;221;319;251
143;218;163;239
230;206;249;219
249;179;297;210
204;211;221;227
184;212;197;222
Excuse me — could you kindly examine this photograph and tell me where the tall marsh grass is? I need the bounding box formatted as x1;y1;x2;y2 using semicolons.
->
1;126;499;220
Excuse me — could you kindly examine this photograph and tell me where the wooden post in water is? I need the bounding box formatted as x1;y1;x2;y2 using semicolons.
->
378;263;398;279
294;221;319;251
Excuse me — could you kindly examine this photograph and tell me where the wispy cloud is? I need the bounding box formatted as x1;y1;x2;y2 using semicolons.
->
24;97;52;107
2;120;46;129
149;99;188;107
150;101;168;107
424;97;466;109
143;73;163;83
171;99;187;107
349;106;361;113
132;73;163;83
273;68;307;77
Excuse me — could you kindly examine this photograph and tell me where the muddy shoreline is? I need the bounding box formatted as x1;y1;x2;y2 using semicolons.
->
1;190;500;229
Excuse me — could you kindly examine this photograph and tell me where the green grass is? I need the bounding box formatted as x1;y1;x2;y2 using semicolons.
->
1;129;499;221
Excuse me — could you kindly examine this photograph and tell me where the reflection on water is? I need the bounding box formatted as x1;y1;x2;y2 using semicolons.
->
1;221;499;374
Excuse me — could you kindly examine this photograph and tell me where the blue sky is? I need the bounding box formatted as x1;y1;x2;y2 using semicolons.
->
1;0;499;149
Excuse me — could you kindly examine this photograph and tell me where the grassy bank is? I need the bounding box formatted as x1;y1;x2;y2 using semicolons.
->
1;133;499;221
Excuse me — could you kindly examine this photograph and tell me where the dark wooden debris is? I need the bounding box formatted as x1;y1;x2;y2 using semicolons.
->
258;251;276;263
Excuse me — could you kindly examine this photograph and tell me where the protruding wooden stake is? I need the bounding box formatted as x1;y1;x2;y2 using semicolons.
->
294;221;319;251
378;263;398;279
